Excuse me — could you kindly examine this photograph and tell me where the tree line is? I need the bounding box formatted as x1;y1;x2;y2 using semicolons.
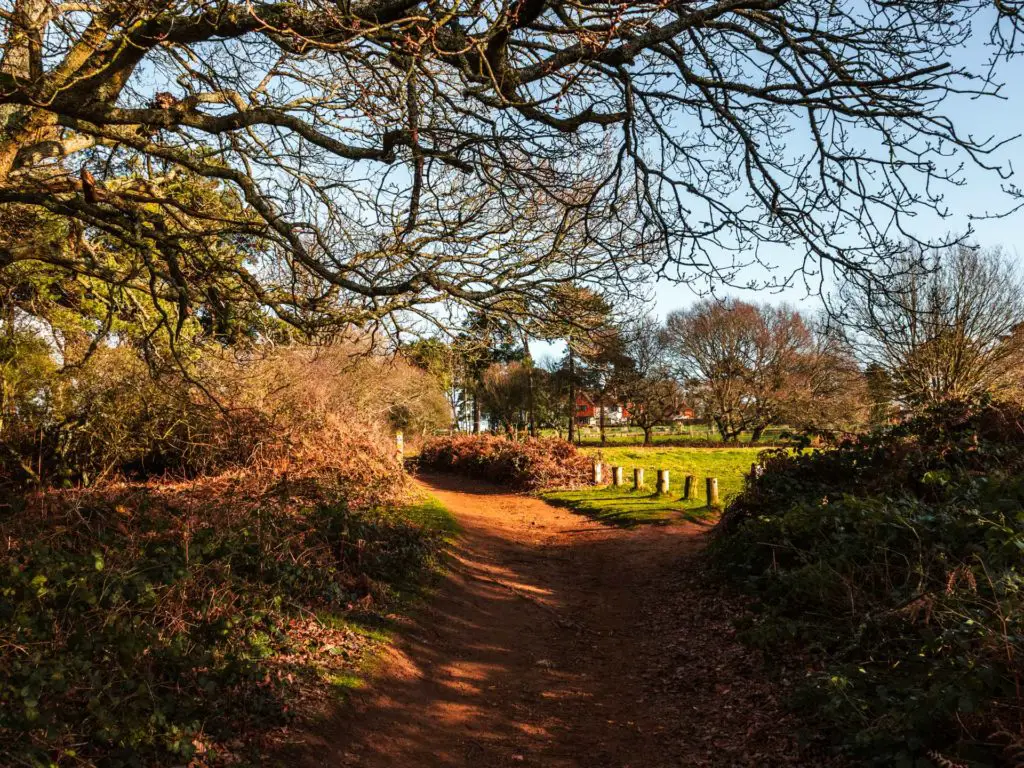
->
405;245;1024;444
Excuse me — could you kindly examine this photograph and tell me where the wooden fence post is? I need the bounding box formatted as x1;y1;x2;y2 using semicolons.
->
706;477;719;507
656;469;670;495
395;430;404;463
633;468;644;490
593;461;603;485
612;466;624;487
683;474;695;500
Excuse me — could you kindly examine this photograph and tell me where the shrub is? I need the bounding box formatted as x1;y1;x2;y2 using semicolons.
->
0;464;445;767
710;399;1024;765
0;343;448;488
0;340;449;765
419;434;593;490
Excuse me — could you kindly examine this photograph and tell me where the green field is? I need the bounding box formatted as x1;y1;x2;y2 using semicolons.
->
538;425;789;446
542;446;769;526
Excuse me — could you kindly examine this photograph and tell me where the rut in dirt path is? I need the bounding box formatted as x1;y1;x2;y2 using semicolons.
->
304;473;822;768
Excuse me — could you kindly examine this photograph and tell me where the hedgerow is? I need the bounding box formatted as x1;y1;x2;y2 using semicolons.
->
0;453;446;766
710;399;1024;765
418;434;593;490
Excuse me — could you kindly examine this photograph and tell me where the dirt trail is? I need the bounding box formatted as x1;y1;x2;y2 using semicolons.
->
306;473;818;767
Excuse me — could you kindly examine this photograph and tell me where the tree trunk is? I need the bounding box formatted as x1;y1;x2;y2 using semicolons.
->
567;341;576;444
714;416;729;442
0;0;50;181
599;399;606;445
751;424;765;443
522;333;537;438
472;391;481;434
643;426;652;445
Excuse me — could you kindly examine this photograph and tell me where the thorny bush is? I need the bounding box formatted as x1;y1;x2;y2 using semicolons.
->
418;434;593;490
711;399;1024;766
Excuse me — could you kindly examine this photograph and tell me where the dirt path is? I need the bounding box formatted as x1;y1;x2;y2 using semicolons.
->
306;473;818;767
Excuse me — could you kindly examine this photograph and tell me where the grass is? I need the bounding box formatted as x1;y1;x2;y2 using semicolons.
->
400;493;461;539
314;492;458;701
542;446;770;527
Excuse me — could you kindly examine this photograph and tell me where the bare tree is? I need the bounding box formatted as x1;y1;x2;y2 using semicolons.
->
620;315;683;446
2;0;1023;356
576;326;631;445
664;300;816;441
479;360;531;434
835;245;1024;409
775;319;868;434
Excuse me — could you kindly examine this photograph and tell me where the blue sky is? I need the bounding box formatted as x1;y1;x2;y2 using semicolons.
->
532;33;1024;364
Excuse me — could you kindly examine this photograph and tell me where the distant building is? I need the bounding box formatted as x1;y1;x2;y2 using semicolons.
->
575;393;630;426
671;406;696;422
575;393;695;426
577;393;696;430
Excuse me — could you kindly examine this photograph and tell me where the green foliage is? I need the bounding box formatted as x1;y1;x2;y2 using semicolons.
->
0;480;452;766
710;399;1024;765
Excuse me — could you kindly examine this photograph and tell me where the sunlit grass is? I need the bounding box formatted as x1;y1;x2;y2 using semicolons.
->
543;446;769;527
400;493;460;539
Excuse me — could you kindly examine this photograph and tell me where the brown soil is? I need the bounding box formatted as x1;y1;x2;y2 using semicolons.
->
304;473;824;767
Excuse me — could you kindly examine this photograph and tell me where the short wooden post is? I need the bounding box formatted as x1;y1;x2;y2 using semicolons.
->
593;461;603;484
656;469;670;495
683;474;695;500
633;467;644;490
612;466;624;487
706;477;720;507
395;430;404;462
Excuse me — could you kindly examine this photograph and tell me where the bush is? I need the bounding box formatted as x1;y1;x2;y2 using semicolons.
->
0;465;446;767
0;343;449;488
0;338;451;765
419;434;593;490
710;399;1024;765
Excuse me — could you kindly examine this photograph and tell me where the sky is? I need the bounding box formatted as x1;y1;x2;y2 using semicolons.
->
531;33;1024;365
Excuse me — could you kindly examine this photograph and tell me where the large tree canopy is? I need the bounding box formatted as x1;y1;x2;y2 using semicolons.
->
2;0;1023;349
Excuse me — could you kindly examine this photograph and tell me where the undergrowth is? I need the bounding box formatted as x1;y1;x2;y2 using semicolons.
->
0;469;452;767
418;434;593;490
711;399;1024;766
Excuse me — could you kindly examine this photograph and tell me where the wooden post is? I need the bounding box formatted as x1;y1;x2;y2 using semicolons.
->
656;469;670;495
592;461;603;485
706;477;719;507
633;468;644;490
395;430;404;463
683;474;695;500
612;466;624;487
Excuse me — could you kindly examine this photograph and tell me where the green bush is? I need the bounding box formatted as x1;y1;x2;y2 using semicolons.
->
0;474;447;766
711;399;1024;766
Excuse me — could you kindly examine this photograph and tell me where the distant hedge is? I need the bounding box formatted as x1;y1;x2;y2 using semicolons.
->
419;434;593;490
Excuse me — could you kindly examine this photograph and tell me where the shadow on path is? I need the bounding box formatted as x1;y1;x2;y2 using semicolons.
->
301;473;824;768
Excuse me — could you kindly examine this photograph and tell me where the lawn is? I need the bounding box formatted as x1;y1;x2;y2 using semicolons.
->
542;446;770;527
538;425;790;446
